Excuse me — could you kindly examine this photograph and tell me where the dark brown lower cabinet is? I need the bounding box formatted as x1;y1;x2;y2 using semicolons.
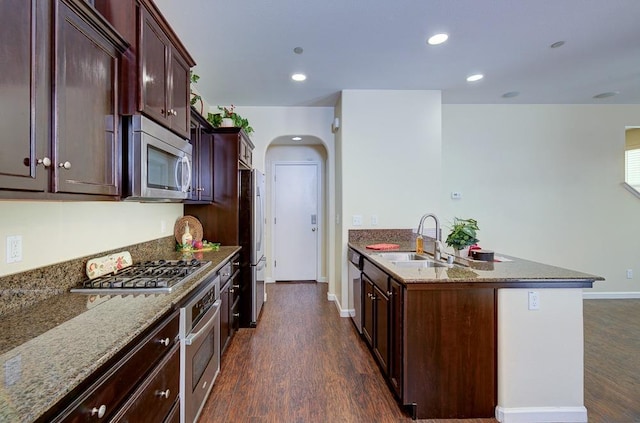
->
43;311;180;423
220;256;241;356
359;257;496;420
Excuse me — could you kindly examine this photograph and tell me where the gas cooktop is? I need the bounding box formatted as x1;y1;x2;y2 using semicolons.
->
70;259;212;295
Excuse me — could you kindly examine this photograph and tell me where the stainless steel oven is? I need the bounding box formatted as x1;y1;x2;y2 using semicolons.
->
180;273;220;423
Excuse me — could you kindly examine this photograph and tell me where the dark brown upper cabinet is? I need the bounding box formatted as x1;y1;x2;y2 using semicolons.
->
187;108;214;203
95;0;195;139
0;0;127;200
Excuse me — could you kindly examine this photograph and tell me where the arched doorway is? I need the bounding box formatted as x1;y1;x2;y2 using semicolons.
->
265;137;328;284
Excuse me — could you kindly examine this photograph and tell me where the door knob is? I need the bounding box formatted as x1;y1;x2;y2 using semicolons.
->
312;228;316;232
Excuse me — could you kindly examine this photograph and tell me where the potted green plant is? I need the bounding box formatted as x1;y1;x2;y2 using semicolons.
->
445;217;479;257
207;105;254;135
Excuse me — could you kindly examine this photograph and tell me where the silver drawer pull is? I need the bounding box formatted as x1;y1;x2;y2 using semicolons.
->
90;405;106;418
233;261;240;266
232;284;240;290
156;389;170;399
159;337;170;346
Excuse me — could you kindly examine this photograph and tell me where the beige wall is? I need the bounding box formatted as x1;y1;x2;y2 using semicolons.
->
337;89;443;311
442;104;640;295
0;202;182;277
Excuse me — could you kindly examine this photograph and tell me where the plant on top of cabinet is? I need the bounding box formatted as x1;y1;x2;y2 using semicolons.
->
445;217;479;251
207;105;254;135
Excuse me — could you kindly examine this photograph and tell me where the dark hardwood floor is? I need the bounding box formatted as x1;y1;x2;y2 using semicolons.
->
198;284;639;423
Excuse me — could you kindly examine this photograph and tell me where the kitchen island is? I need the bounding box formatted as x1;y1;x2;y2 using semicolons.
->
0;242;240;422
348;229;603;422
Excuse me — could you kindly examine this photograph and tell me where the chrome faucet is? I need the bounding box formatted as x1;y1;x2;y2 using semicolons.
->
417;213;443;261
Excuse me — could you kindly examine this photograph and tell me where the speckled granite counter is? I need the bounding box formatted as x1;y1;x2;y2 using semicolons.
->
0;243;240;423
349;229;603;287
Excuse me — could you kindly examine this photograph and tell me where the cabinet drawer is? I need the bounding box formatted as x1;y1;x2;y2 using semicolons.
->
362;259;389;293
111;344;180;422
56;311;179;422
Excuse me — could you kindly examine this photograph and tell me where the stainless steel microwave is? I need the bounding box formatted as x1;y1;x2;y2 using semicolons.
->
124;115;192;202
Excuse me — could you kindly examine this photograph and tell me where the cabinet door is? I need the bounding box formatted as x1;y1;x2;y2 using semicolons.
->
362;276;374;348
168;52;190;138
53;0;120;196
373;285;389;375
139;5;168;126
0;0;49;192
189;125;213;203
389;279;403;398
198;131;214;202
220;280;231;356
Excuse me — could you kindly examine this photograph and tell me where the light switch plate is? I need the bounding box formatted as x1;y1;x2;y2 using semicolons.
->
352;215;363;226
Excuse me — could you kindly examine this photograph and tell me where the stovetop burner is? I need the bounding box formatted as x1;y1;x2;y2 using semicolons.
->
70;259;212;295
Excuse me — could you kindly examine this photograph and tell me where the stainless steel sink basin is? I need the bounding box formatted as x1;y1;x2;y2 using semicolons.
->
371;252;429;261
391;260;449;268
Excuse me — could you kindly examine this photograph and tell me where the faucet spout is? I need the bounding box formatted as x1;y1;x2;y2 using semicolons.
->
417;213;442;261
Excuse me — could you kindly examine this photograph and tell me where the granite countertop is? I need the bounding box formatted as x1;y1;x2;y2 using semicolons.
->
349;240;604;288
0;246;240;423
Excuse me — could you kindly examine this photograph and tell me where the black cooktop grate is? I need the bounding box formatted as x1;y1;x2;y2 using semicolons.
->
71;259;211;294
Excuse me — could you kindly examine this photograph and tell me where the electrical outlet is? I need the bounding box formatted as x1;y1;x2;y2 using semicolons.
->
451;191;462;199
626;269;633;279
160;220;167;233
528;291;540;310
6;236;22;263
371;215;378;226
352;215;363;226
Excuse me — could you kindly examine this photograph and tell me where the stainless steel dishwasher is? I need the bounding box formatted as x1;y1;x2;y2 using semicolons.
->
348;249;363;333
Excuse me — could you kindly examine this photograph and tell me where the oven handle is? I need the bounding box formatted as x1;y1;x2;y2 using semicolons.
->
185;300;221;346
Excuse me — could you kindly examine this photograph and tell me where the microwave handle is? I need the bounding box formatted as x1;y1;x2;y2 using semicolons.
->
174;156;192;193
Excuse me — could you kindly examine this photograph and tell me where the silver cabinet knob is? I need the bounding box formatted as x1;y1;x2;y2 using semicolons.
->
159;337;170;346
197;187;205;192
58;161;71;169
232;284;240;290
233;313;240;318
229;288;234;293
387;291;393;297
37;157;51;167
312;228;316;232
157;389;170;399
90;405;107;418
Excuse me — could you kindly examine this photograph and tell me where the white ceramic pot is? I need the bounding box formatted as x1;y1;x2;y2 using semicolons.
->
455;247;470;257
221;118;234;127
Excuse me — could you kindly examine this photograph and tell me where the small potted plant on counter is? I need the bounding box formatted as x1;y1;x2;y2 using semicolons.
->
445;217;479;257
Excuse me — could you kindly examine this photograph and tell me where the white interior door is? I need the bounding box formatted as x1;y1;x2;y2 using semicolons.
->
273;163;318;281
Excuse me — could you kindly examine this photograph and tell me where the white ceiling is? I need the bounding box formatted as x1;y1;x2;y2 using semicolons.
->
154;0;640;107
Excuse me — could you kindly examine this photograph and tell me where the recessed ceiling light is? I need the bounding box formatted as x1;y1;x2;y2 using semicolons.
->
292;136;302;141
502;91;520;98
550;41;565;49
293;47;304;54
466;74;484;82
427;33;448;45
291;73;307;82
593;91;619;99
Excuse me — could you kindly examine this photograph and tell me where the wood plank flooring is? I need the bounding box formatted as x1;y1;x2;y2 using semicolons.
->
583;299;640;423
198;284;639;423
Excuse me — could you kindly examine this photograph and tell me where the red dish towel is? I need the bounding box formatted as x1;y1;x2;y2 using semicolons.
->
366;243;400;250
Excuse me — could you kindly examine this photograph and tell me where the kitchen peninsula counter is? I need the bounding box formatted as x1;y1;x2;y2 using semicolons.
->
348;229;603;421
350;240;603;287
0;246;240;422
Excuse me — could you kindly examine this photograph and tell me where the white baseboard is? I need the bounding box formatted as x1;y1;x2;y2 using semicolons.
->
327;293;352;317
583;291;640;299
495;406;587;423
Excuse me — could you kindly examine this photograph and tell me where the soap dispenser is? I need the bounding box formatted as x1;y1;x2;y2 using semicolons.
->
416;234;424;254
